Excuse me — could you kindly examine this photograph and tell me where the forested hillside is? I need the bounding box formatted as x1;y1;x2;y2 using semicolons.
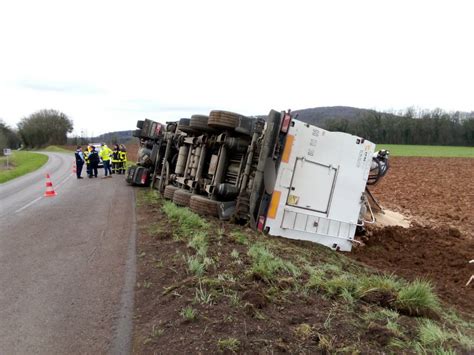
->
294;107;474;146
73;107;474;147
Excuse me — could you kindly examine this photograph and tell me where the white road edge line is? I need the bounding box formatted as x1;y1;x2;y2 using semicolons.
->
14;196;43;214
111;189;136;354
14;174;73;214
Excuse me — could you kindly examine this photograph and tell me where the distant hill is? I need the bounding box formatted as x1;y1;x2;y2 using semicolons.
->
93;130;134;143
292;106;382;126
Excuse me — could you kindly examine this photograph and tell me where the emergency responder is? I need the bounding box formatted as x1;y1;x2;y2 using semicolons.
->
74;146;85;179
100;143;113;178
111;144;120;174
84;146;91;177
119;144;127;174
88;146;99;178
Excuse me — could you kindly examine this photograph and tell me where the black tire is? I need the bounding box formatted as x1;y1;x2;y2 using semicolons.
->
190;115;214;132
189;195;220;217
136;120;144;129
177;118;195;134
173;189;194;207
208;110;243;129
163;185;179;200
132;129;142;137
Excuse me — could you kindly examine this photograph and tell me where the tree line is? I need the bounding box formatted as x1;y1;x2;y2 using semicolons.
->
0;109;73;155
1;107;473;156
0;120;22;154
323;108;474;146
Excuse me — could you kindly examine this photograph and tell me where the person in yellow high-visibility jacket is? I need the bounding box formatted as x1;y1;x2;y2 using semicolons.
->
111;144;121;174
99;143;113;178
119;144;128;174
84;146;91;177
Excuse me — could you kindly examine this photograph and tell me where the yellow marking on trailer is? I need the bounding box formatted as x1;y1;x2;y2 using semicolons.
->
282;134;295;163
267;190;281;219
287;194;299;205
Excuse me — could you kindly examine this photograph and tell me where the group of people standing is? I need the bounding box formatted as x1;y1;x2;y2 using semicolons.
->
74;144;127;179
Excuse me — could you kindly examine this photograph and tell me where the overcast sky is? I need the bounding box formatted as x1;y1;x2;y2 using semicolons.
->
0;0;472;136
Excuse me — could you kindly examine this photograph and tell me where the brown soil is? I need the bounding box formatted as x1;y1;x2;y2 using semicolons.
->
132;193;416;354
125;143;138;162
351;157;474;315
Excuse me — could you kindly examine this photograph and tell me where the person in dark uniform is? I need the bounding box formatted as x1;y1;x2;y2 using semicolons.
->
88;146;100;178
74;146;85;179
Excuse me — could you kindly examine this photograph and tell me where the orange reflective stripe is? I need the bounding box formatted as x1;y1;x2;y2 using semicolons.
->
282;134;294;163
267;190;281;219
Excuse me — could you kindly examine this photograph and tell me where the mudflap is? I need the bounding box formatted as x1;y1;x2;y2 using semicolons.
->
218;201;236;220
126;165;150;186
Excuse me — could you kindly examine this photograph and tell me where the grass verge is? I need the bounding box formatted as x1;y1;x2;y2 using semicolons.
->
134;189;474;354
0;151;48;183
42;145;74;153
376;144;474;158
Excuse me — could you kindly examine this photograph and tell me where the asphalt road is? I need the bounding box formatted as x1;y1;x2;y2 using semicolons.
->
0;152;136;354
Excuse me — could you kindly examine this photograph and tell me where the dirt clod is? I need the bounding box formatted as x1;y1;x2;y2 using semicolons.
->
242;289;267;309
366;324;397;347
360;290;396;308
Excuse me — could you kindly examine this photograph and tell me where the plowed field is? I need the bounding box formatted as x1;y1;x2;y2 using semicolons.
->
351;157;474;315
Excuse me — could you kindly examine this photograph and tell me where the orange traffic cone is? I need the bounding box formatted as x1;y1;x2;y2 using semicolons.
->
44;173;57;197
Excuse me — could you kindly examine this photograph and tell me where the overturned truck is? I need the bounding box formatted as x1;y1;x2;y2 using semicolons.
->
127;110;389;252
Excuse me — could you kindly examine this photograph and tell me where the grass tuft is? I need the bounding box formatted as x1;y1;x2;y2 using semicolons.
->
188;231;208;257
294;323;314;340
180;306;198;321
194;282;213;305
248;243;300;283
396;279;440;316
217;338;240;352
230;230;248;245
418;319;450;347
186;255;206;277
162;201;209;238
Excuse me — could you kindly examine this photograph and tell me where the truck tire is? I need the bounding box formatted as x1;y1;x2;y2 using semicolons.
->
173;189;193;207
163;185;179;200
189;115;211;131
177;118;194;134
208;110;242;129
189;195;220;217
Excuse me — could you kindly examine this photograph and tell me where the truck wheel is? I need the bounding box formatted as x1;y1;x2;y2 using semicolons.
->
189;195;219;217
177;118;195;134
173;189;194;207
163;185;179;200
189;115;212;132
208;110;242;129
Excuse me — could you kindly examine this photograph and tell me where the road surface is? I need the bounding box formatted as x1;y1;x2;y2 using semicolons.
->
0;152;136;354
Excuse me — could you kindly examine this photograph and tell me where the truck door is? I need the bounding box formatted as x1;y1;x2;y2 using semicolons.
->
287;158;337;215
